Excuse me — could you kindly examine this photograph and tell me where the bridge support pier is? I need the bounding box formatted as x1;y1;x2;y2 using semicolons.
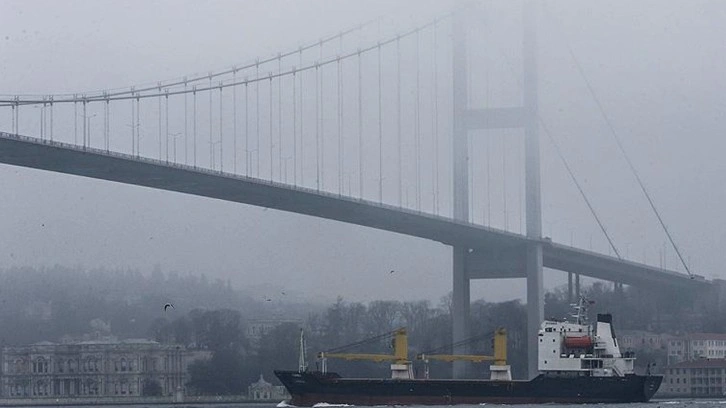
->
576;273;581;299
450;1;543;379
569;272;582;301
568;272;573;303
526;244;543;378
452;247;470;379
451;8;471;379
523;0;543;379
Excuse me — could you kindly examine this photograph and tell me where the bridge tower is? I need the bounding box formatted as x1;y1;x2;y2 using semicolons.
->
451;1;542;379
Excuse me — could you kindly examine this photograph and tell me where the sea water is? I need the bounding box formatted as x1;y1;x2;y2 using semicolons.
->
12;401;724;408
296;402;726;408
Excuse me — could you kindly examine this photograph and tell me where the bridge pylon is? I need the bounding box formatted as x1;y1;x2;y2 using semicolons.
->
451;1;543;379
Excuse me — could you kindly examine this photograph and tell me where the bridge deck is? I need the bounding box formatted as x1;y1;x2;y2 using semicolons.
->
0;132;707;290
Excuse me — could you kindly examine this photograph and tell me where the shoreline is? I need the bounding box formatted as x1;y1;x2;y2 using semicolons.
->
0;396;284;407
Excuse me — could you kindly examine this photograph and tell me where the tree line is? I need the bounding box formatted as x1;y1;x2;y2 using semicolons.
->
0;266;721;395
152;297;529;395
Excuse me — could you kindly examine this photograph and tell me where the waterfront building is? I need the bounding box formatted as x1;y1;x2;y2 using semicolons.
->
0;337;206;399
248;374;289;401
619;330;671;352
662;359;726;397
667;333;726;365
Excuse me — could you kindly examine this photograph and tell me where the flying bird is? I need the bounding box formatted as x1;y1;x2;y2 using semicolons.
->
163;303;174;311
389;270;395;274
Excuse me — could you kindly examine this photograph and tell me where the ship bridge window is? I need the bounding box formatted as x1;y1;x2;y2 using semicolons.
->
581;359;603;369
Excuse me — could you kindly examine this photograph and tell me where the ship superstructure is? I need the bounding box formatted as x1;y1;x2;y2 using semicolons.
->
538;297;635;378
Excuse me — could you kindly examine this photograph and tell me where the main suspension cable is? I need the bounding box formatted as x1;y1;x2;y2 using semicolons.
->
1;16;447;107
9;19;379;100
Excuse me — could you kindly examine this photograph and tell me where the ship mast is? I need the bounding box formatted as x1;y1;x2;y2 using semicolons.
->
570;295;591;325
298;329;308;373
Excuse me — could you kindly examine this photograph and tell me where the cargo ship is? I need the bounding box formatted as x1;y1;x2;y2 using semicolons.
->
275;298;662;405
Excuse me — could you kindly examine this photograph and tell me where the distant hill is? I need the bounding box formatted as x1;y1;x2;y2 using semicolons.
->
0;265;324;345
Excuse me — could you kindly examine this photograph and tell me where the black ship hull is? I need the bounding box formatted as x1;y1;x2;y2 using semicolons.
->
275;370;662;406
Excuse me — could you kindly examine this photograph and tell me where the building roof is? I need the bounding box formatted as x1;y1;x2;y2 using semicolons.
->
77;339;117;345
686;333;726;341
32;341;56;346
6;338;167;351
619;330;673;338
120;338;160;344
250;374;272;388
669;359;726;369
247;318;303;325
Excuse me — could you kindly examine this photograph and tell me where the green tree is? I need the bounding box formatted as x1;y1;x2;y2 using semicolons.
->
255;323;302;383
187;348;248;395
142;378;162;396
187;308;247;352
182;308;251;395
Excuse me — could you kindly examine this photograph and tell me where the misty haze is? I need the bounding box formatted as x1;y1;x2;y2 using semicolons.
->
0;0;725;404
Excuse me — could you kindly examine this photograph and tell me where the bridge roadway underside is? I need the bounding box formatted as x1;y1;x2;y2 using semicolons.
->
0;133;709;291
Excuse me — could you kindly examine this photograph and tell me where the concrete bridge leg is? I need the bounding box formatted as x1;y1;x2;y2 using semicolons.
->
523;0;543;380
452;7;470;380
450;1;542;379
575;273;581;299
452;247;470;379
526;245;543;379
568;272;573;303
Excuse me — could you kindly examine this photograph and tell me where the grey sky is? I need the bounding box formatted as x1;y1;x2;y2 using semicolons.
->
0;0;724;304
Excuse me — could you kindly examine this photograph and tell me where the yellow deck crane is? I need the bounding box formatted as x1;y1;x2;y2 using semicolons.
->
416;328;510;380
318;328;413;379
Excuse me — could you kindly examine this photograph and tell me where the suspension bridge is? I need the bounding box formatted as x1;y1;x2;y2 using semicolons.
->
0;2;714;378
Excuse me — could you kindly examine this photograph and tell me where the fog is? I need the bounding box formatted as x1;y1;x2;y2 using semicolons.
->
0;0;724;304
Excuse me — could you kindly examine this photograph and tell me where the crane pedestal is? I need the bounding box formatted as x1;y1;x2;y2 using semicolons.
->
391;363;414;379
490;365;512;381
